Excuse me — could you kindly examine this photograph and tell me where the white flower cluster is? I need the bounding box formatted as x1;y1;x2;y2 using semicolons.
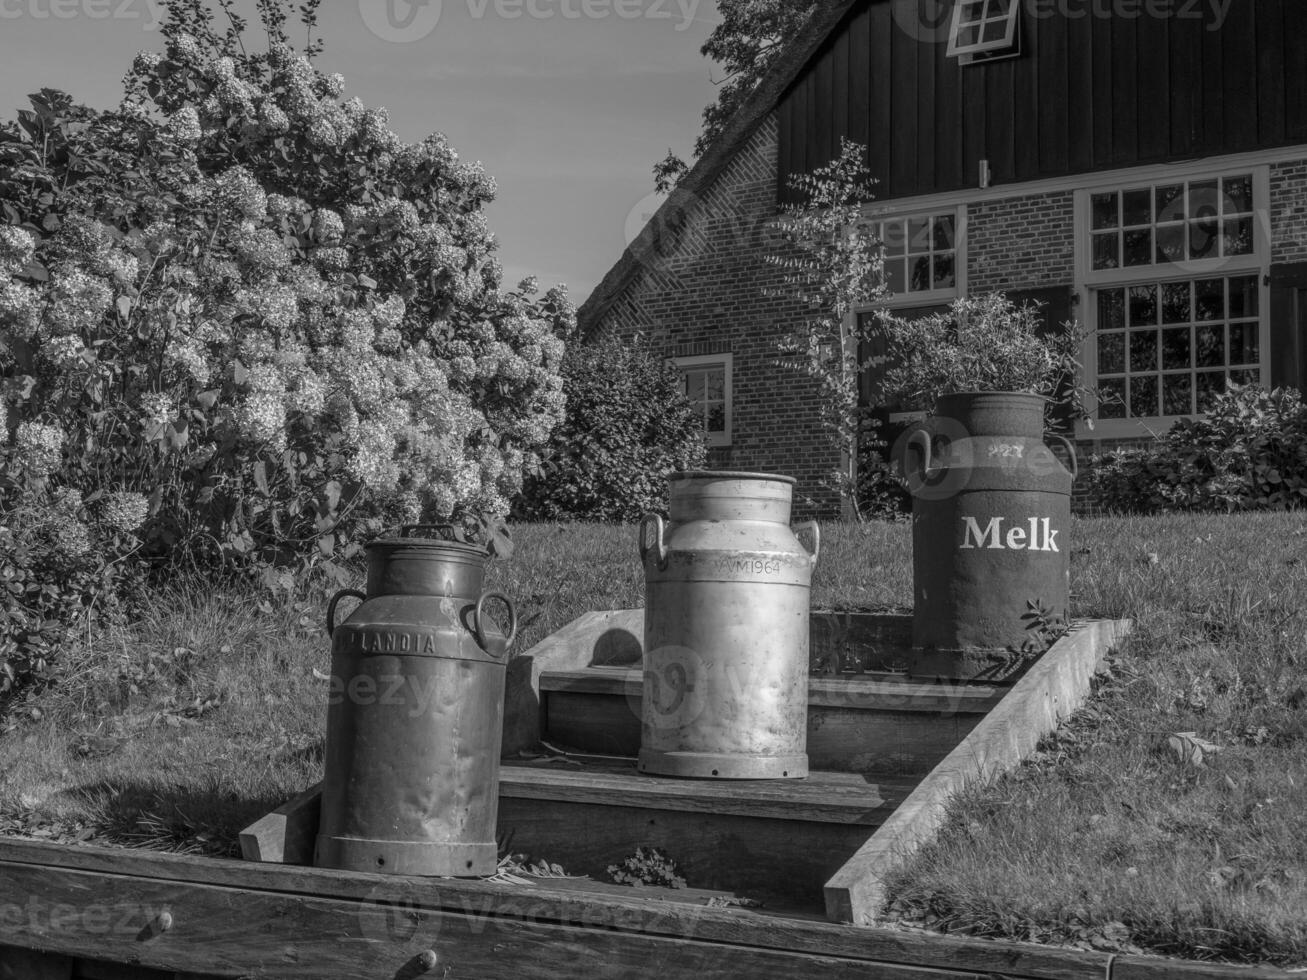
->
100;490;149;533
139;391;173;427
15;421;63;477
167;106;202;142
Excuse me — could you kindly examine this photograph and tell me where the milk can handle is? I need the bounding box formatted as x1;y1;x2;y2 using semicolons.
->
473;591;517;653
639;514;668;568
326;589;366;637
904;428;933;478
1044;434;1079;480
794;520;821;562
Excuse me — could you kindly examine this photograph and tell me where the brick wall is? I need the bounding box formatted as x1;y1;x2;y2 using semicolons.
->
1271;158;1307;265
967;191;1075;294
592;115;841;516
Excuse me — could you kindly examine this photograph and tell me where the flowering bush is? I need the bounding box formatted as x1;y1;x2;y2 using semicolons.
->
1089;385;1307;514
516;337;706;522
0;1;571;696
876;292;1085;414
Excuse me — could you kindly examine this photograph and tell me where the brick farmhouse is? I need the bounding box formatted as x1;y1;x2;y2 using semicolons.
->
577;0;1307;516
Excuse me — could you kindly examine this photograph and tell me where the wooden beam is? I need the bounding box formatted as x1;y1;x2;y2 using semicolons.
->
0;945;71;980
237;782;321;865
824;620;1132;925
0;839;1119;980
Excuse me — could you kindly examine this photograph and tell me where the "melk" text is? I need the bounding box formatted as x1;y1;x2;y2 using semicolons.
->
960;517;1060;552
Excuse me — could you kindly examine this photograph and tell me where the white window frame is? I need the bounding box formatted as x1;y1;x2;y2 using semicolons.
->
947;0;1021;64
1074;166;1272;440
675;353;732;448
858;205;968;311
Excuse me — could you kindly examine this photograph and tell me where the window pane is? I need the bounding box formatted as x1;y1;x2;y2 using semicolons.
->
1223;174;1253;214
885;259;906;294
1223;217;1253;256
882;221;907;255
1195;278;1224;320
909;256;931;291
1189;218;1220;260
1129;285;1158;326
1093;232;1119;270
1156;184;1185;221
1162;281;1191;323
1195;323;1225;367
1098;378;1126;419
1124;228;1153;266
1189;180;1219;218
1130;331;1158;372
1156;225;1185;264
1231;368;1260;387
957;23;982;46
1130;375;1159;417
958;0;985;24
982;16;1009;42
1163;374;1193;416
1123;188;1152;226
706;404;726;433
685;370;705;400
1098;332;1125;374
1162;327;1191;370
1229;275;1259;318
933;253;956;289
1230;322;1259;365
908;217;931;254
705;369;725;401
1098;289;1125;330
1092;193;1119;230
933;215;956;251
1196;370;1225;411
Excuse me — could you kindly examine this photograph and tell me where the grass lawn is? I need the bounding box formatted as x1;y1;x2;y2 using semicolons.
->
1;516;1305;965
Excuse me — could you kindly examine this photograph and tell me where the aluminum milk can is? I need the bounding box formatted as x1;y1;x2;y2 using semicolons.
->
638;471;819;779
315;526;516;877
904;392;1074;679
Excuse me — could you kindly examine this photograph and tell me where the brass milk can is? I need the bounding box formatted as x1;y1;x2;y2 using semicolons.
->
638;472;819;780
315;526;516;876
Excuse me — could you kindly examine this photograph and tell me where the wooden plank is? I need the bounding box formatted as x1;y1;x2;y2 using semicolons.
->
73;961;178;980
501;609;641;758
1109;12;1138;166
498;796;875;908
543;690;983;777
0;840;1119;980
1221;0;1259;151
237;782;320;865
1199;5;1224;153
824;620;1132;926
889;0;919;195
1168;2;1200;157
1113;955;1299;980
540;668;1001;714
1287;0;1307;139
499;759;909;826
868;0;893;186
914;23;936;194
1036;8;1068;177
0;862;1014;980
1066;10;1094;173
933;15;963;191
833;20;851;161
1090;10;1114;170
0;945;72;979
846;5;871;160
1135;4;1170;162
1254;0;1286;146
1013;7;1039;183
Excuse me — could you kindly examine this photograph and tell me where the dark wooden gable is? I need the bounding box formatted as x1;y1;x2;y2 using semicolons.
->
778;0;1307;204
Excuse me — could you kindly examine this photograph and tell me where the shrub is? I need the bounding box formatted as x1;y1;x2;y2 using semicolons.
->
0;2;572;701
516;338;706;522
1089;385;1307;514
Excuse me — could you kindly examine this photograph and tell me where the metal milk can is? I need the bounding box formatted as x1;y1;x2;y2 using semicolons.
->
315;526;516;877
638;471;819;780
904;392;1074;679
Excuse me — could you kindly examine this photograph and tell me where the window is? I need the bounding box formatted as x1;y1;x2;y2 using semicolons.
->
676;353;732;447
1093;275;1262;419
947;0;1020;64
869;212;959;300
1078;168;1269;432
1089;174;1256;271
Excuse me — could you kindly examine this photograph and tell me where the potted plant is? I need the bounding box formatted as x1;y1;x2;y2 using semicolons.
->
873;292;1088;681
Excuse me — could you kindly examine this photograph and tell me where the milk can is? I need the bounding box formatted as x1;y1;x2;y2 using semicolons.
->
638;471;819;780
315;526;516;877
904;392;1074;679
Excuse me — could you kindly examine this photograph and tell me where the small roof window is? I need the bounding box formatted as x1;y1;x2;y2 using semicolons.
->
947;0;1021;64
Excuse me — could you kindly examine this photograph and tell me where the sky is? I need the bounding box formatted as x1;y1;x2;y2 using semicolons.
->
0;0;722;303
